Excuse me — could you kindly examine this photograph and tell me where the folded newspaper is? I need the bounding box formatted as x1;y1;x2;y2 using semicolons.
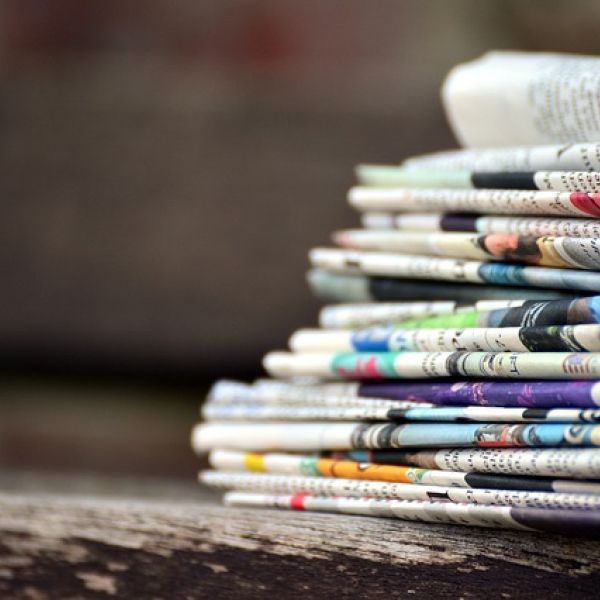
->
193;51;600;537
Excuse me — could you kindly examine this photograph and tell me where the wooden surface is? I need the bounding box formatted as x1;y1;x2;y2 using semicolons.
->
1;472;600;598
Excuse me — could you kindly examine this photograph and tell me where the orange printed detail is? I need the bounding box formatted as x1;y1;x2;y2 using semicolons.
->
316;458;413;482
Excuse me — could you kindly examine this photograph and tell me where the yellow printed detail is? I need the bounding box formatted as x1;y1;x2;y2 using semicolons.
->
244;452;266;472
536;237;571;268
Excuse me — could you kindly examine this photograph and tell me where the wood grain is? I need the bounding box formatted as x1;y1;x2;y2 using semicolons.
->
0;476;599;598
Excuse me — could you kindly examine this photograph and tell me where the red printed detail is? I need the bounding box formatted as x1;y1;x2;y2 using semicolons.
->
478;426;525;448
337;355;384;379
570;193;600;217
289;493;308;510
478;440;506;448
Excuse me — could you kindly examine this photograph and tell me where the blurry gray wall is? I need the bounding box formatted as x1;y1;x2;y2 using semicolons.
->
2;0;600;377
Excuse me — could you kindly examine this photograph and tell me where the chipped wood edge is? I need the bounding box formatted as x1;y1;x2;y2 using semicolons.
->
0;490;599;598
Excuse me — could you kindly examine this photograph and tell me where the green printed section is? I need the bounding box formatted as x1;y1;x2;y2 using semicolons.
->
406;467;430;484
397;311;480;329
356;165;471;188
331;352;398;378
299;457;322;477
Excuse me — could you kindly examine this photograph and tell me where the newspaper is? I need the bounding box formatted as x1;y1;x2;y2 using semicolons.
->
442;51;600;146
357;164;600;193
222;491;600;535
319;299;524;329
289;324;600;353
334;230;600;270
319;296;598;330
347;447;600;479
208;449;600;493
403;143;600;172
361;213;600;239
202;402;600;424
201;470;600;510
307;269;576;303
310;248;600;293
263;350;600;380
209;378;600;409
349;187;600;217
192;421;600;451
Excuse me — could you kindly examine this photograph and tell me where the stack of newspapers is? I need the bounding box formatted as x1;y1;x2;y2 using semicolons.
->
193;51;600;536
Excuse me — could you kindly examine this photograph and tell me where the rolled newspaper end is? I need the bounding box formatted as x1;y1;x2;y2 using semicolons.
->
306;268;575;303
318;299;556;330
333;230;600;271
309;247;600;293
263;351;334;378
356;164;600;193
347;187;600;218
289;329;353;353
200;470;600;510
361;212;600;239
191;422;357;453
208;450;312;475
306;268;372;302
356;165;471;188
333;230;493;261
288;324;600;354
205;449;600;492
205;378;600;409
202;401;600;424
264;350;600;380
222;491;600;535
206;380;255;403
193;421;600;452
318;300;460;329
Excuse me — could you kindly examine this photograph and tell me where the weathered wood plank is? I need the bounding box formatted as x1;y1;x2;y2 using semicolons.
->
0;476;599;598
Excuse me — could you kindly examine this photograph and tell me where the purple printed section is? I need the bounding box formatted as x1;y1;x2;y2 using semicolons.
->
358;380;599;408
439;213;479;232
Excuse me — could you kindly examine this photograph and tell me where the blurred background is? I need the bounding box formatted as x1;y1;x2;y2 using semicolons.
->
2;0;600;480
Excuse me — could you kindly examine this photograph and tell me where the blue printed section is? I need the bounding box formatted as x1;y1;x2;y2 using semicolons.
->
351;326;394;352
525;424;567;446
478;263;528;286
402;407;468;421
485;308;508;328
479;263;600;291
344;451;370;462
395;424;481;447
587;297;600;324
391;423;596;448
